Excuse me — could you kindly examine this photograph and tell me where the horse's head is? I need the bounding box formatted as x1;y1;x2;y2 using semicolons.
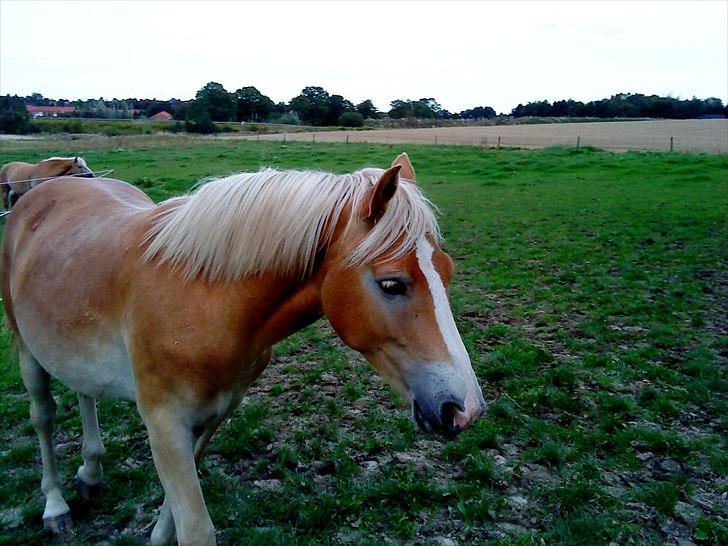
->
68;156;94;178
320;154;485;437
41;156;94;179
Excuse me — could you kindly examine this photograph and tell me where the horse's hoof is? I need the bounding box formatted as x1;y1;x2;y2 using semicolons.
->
43;511;73;533
75;477;103;502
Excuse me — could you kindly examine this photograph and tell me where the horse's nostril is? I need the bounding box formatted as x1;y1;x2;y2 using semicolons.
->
413;400;430;433
440;400;465;434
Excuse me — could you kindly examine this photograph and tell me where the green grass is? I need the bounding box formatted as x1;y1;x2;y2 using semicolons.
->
0;138;725;545
30;118;361;137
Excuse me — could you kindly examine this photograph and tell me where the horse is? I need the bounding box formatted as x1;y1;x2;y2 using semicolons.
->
1;153;485;545
0;156;93;209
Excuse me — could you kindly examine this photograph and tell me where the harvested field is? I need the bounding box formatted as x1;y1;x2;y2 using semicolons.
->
237;119;728;153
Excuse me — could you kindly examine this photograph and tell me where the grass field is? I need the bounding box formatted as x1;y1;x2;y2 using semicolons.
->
0;140;726;545
25;118;359;138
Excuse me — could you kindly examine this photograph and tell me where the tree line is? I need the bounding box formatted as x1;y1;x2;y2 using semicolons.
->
1;83;725;134
177;83;500;133
511;93;726;120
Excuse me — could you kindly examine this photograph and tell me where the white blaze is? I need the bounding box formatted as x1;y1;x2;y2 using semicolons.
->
416;239;470;368
415;238;482;418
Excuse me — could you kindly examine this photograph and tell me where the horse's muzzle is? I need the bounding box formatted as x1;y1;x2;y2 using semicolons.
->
413;397;476;439
407;362;485;438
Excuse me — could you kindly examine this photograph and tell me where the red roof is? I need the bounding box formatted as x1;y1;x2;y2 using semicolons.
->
150;111;173;121
26;105;76;114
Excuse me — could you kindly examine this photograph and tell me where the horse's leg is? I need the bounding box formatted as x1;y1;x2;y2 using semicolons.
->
18;345;72;532
75;394;105;501
147;350;272;546
151;495;175;546
151;392;245;546
143;406;216;546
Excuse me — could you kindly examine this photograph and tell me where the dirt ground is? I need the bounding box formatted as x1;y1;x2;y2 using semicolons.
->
240;119;728;153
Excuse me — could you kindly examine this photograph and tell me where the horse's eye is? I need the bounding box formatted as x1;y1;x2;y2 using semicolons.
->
377;278;407;296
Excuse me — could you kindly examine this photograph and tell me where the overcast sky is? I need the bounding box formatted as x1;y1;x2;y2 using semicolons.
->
1;1;726;114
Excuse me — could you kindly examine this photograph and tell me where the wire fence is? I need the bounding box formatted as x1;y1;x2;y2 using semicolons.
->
234;120;728;154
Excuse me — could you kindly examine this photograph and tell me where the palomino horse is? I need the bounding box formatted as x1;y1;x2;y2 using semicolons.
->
2;153;485;545
0;156;93;209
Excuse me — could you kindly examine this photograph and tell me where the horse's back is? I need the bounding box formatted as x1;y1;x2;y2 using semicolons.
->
0;161;31;180
2;161;35;192
4;176;153;260
2;177;156;400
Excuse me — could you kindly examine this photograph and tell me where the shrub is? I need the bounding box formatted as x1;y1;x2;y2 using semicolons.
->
60;119;85;133
185;111;217;134
277;112;301;125
338;112;364;127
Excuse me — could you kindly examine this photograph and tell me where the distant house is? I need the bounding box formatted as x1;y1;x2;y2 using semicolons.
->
150;111;173;121
26;105;76;118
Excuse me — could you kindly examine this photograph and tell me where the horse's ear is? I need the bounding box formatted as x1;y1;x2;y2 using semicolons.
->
74;156;79;164
364;165;401;223
391;153;415;182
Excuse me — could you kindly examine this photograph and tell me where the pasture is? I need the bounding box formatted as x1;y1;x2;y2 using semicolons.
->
0;139;725;545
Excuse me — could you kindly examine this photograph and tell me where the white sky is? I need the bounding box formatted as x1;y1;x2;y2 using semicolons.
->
1;1;726;114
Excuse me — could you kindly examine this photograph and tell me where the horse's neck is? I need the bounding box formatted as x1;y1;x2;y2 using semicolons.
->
244;222;344;350
254;280;323;348
37;160;71;179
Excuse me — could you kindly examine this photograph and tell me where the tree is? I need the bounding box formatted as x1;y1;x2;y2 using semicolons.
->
388;98;445;119
325;94;354;125
509;93;726;119
355;100;378;119
338;112;364;127
411;98;438;118
458;106;496;119
289;86;331;126
192;82;235;122
0;95;32;134
27;92;49;106
234;86;275;122
389;99;414;119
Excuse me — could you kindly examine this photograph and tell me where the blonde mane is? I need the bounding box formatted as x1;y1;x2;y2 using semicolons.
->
142;168;440;282
46;156;88;167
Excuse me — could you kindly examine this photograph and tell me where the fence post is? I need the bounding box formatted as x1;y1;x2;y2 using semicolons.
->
576;136;581;148
256;133;259;142
312;133;316;143
346;134;350;144
497;136;501;150
434;135;438;145
670;137;674;152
